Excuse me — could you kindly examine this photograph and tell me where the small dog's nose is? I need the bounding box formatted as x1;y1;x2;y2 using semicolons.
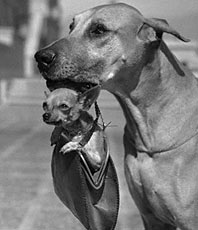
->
43;113;51;121
34;49;56;67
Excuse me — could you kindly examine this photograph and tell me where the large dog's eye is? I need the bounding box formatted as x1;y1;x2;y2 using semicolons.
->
89;23;109;37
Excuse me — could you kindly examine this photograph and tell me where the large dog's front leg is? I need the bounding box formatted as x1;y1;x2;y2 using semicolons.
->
124;154;176;230
123;129;176;230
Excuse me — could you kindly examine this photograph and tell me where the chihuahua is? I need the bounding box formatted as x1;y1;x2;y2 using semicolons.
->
42;87;107;172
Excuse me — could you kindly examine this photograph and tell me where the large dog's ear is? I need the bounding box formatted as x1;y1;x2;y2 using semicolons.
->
137;18;190;43
78;85;100;111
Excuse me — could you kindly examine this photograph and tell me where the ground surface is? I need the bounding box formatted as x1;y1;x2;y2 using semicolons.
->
0;104;143;230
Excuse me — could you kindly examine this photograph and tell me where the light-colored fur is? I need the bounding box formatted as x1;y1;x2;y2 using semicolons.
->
36;3;198;229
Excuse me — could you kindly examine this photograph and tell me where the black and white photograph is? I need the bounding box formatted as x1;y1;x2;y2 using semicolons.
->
0;0;198;229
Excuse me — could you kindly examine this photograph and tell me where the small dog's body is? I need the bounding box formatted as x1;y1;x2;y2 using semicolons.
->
42;87;106;172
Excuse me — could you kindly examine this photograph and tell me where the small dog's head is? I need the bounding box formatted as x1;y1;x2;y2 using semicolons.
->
42;86;100;126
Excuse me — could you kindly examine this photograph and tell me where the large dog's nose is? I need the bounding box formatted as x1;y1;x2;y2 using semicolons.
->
34;49;56;68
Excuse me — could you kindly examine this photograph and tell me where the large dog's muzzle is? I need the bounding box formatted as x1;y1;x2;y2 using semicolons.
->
34;38;103;93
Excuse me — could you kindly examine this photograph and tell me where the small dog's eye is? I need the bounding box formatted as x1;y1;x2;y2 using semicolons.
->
60;103;69;109
89;23;108;37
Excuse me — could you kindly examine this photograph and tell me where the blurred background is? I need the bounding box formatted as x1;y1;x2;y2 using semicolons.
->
0;0;198;230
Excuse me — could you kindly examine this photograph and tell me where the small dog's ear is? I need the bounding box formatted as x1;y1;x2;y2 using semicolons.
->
78;85;100;111
137;18;190;43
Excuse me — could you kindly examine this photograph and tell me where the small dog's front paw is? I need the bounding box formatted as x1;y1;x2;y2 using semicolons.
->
60;142;81;154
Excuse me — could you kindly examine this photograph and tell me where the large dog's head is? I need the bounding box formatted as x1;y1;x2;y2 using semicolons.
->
35;3;188;94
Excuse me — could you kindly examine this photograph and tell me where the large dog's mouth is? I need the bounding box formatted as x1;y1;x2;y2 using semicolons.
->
46;78;100;93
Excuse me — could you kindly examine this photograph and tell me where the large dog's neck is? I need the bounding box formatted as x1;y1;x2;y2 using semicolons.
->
114;43;198;154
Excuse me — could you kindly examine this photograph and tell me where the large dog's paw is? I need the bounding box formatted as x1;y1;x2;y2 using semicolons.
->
60;141;81;154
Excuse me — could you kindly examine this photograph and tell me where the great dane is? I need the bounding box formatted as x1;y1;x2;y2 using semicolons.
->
35;3;198;230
